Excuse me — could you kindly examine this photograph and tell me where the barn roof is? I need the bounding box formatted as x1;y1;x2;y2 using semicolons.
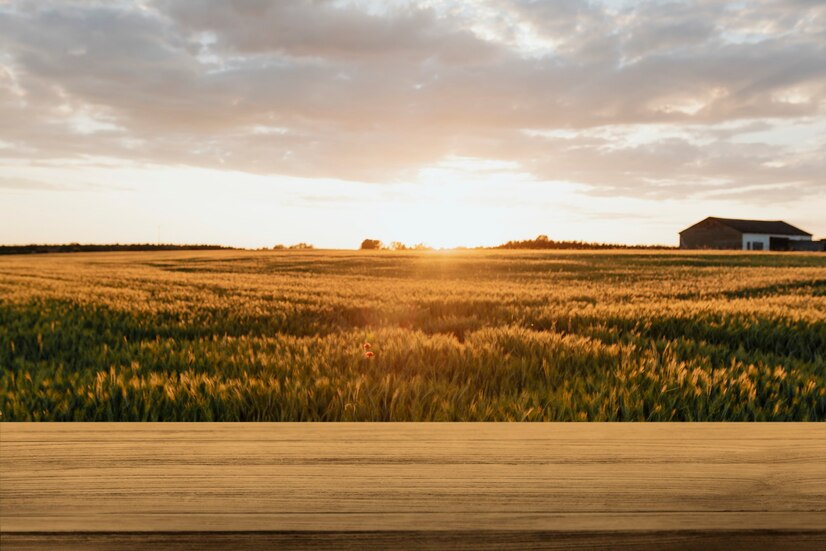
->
681;217;812;236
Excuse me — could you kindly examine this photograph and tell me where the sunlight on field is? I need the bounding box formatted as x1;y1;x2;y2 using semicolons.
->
1;250;824;421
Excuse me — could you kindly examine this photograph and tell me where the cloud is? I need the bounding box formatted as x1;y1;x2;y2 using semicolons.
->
0;0;824;201
159;0;503;64
0;176;65;190
0;176;130;192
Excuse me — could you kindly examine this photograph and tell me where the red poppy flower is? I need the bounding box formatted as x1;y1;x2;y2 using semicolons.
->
364;351;375;359
363;343;372;350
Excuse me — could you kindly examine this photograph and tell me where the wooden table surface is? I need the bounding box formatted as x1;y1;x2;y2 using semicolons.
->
1;423;825;550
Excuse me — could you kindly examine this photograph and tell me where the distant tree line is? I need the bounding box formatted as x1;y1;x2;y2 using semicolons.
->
360;239;432;251
495;235;675;250
272;242;314;250
0;243;237;255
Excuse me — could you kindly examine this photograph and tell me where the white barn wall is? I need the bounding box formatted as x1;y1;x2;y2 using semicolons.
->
741;233;811;251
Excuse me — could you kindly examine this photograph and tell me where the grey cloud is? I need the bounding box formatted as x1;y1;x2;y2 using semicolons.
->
522;134;826;200
158;0;504;64
698;182;826;204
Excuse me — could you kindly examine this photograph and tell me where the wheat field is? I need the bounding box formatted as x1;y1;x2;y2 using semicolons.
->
1;250;824;421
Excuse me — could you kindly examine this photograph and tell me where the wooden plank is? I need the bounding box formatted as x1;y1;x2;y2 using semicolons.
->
1;423;825;546
3;531;826;551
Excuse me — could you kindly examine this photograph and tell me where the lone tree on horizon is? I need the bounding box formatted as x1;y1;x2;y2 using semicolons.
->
360;239;383;250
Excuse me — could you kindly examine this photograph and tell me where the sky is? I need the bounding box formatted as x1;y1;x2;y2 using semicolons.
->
1;0;825;249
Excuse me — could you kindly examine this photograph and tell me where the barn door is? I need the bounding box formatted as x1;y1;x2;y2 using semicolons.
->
769;237;789;251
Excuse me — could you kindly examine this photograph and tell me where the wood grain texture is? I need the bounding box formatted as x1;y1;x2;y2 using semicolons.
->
1;423;825;549
3;532;826;551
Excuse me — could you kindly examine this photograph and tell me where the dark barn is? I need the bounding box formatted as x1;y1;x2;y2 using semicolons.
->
679;217;815;251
